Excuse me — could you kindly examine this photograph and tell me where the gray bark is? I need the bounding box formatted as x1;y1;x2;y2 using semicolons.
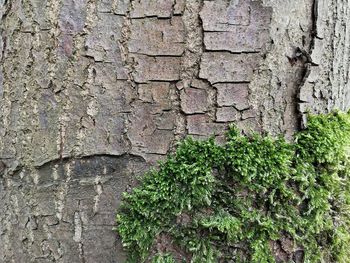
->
0;0;348;262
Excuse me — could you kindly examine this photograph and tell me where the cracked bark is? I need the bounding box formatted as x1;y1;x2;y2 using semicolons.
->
0;0;349;262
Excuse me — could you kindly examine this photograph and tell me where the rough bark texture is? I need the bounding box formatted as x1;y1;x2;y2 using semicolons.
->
0;0;348;262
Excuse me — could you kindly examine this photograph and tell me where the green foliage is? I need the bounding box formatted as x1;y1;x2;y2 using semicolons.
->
116;111;350;262
152;254;176;263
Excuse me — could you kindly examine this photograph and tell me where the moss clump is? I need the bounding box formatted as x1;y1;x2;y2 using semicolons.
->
115;111;350;263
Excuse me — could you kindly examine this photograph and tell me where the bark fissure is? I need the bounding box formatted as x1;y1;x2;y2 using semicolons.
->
0;0;348;262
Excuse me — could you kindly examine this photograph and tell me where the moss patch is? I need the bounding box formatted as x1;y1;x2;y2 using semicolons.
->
115;111;350;263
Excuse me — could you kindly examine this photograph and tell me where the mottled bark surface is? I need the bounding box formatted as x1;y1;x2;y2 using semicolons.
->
0;0;348;262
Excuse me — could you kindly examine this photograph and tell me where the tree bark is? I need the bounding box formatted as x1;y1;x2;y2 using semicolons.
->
0;0;348;262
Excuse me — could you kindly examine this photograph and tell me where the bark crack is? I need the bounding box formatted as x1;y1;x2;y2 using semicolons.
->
297;0;319;128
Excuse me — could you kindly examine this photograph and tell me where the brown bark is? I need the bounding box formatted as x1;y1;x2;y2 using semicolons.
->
0;0;348;262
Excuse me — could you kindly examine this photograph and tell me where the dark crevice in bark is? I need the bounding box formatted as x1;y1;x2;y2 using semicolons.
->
195;1;221;122
202;49;262;55
119;0;140;155
129;52;185;58
206;81;251;85
0;0;11;60
310;0;319;51
181;0;204;88
33;153;146;170
295;0;319;129
119;0;137;89
177;0;205;137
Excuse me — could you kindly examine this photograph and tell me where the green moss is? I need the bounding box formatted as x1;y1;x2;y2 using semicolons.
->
115;111;350;262
152;254;176;263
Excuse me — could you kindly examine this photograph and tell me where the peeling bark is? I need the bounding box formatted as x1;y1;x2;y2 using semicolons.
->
0;0;348;262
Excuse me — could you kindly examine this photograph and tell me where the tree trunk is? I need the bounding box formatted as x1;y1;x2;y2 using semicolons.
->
0;0;348;262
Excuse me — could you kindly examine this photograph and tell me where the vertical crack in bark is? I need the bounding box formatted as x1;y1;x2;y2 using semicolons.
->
196;0;219;122
298;0;350;116
180;0;204;89
119;0;138;154
176;0;205;137
310;0;318;51
170;0;177;18
247;0;313;137
119;0;137;89
297;0;319;127
0;0;11;60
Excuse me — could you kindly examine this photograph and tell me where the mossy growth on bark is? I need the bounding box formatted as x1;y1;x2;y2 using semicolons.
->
115;111;350;263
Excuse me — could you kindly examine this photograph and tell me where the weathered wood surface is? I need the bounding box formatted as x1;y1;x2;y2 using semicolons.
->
0;0;348;262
